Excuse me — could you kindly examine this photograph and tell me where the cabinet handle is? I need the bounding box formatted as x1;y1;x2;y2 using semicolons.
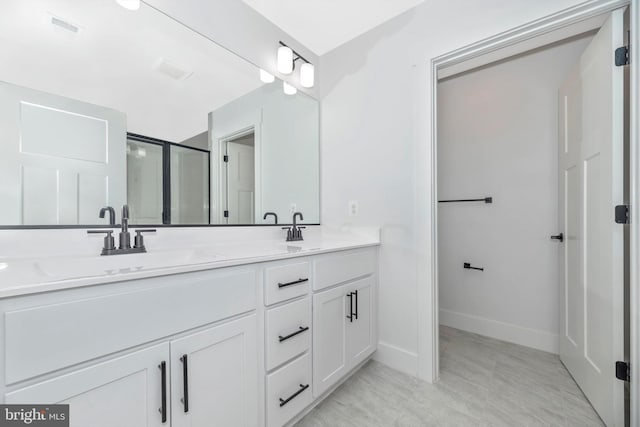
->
278;278;309;288
346;292;354;322
353;290;359;320
180;354;189;413
279;384;309;407
278;326;309;342
158;361;167;423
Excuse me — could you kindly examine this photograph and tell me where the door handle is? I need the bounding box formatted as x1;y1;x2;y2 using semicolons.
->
158;361;167;423
353;290;358;320
550;233;564;242
180;354;189;413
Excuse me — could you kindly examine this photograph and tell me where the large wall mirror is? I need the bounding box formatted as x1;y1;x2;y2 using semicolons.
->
0;0;320;227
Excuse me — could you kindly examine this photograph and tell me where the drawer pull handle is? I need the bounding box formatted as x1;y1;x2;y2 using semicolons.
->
158;361;167;423
180;354;189;413
278;278;309;288
279;326;309;342
279;383;310;407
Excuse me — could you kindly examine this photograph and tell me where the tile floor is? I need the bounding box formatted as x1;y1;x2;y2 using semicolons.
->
295;326;604;426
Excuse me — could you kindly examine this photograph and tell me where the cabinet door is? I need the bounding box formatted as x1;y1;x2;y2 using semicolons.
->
346;276;376;368
4;343;170;427
312;285;349;397
170;315;258;427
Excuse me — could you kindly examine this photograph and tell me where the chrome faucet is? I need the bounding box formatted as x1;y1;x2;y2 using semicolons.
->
283;212;305;241
88;204;155;255
99;206;116;226
263;212;278;224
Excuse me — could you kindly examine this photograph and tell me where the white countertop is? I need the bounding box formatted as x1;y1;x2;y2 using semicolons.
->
0;226;380;299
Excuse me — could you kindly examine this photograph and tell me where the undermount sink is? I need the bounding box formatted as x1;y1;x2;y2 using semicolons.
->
281;243;322;253
35;249;224;280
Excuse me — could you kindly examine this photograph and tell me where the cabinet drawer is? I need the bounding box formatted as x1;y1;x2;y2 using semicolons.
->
266;298;311;371
264;261;311;306
266;353;312;427
314;248;376;291
5;268;256;385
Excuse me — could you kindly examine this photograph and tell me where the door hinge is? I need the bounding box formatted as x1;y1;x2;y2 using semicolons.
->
615;205;629;224
616;361;630;382
223;210;229;218
615;46;629;66
223;155;229;162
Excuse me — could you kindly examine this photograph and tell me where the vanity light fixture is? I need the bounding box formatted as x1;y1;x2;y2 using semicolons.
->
277;41;315;88
283;81;297;96
277;45;294;74
300;63;315;88
260;69;275;83
116;0;141;11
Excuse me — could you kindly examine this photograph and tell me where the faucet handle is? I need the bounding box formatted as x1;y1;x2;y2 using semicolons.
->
87;230;116;253
282;226;294;241
134;229;156;249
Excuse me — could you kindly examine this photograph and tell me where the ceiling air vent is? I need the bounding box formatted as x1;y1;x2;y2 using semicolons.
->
152;58;193;81
50;15;80;34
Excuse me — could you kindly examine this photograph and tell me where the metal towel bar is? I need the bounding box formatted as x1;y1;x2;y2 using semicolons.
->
439;197;492;204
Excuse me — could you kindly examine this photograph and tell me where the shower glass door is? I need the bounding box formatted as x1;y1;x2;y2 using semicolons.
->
126;134;210;225
170;144;210;224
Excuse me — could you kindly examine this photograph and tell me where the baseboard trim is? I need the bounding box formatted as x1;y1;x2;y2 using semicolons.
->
373;341;419;377
439;309;559;354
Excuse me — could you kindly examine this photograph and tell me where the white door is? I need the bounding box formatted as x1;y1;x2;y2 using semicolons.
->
226;141;255;224
170;315;258;427
4;343;170;427
0;82;127;225
558;9;625;426
346;277;376;368
312;284;349;397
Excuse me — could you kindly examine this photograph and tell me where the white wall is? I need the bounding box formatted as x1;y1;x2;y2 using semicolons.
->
318;0;589;379
437;36;592;354
210;83;320;224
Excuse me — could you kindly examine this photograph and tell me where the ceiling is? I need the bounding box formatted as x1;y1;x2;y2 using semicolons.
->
0;0;264;142
242;0;425;55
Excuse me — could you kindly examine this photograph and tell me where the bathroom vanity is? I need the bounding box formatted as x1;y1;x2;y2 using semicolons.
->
0;1;372;424
0;228;379;427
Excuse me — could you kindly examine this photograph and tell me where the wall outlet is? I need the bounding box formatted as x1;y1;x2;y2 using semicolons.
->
290;203;297;215
348;200;359;217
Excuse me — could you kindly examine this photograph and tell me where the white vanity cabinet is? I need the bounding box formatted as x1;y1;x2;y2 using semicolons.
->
170;315;258;427
312;250;377;398
5;343;170;427
0;244;378;427
0;266;259;427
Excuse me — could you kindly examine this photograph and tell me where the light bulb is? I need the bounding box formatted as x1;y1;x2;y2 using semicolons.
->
116;0;140;10
300;63;314;88
259;69;275;83
283;81;297;95
277;46;294;74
